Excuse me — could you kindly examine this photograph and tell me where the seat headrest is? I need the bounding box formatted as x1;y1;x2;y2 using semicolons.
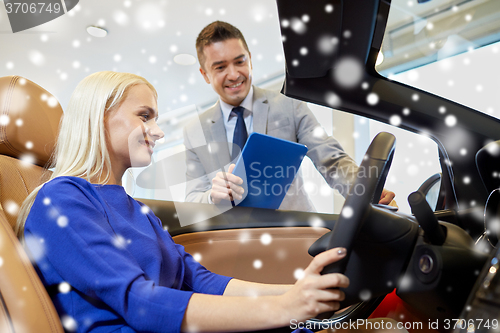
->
0;76;62;167
476;141;500;194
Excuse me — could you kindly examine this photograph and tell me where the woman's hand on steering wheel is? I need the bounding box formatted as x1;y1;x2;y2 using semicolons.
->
278;248;350;323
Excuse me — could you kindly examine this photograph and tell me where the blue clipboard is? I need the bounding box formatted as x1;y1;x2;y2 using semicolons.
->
232;133;308;209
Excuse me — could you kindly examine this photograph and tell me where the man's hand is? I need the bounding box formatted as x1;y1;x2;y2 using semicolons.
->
379;188;398;208
210;164;245;204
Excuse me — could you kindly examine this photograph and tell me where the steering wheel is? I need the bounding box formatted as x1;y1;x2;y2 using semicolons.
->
306;132;396;328
323;132;395;273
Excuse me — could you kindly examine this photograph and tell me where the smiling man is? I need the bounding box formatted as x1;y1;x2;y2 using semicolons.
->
183;21;395;211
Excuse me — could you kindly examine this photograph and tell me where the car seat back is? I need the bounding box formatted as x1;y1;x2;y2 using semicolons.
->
0;75;63;332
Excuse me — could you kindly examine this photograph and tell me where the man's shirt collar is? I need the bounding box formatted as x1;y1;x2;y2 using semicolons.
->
220;86;254;122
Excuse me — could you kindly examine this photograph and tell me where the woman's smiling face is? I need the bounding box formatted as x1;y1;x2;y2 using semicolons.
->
105;84;164;176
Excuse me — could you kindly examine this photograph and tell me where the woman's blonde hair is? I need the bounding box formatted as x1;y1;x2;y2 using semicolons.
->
15;71;157;239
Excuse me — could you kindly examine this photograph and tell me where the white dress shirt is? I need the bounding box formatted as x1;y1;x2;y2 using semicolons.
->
219;86;254;156
208;87;254;204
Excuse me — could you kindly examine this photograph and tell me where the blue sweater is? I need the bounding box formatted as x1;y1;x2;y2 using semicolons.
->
24;176;232;333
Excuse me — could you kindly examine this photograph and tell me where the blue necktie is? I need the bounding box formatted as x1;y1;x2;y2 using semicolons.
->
232;106;248;160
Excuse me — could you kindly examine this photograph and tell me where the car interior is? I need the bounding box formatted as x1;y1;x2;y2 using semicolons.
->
0;74;338;332
0;75;63;332
2;0;500;332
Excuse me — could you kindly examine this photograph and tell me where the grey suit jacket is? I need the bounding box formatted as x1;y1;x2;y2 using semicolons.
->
183;86;358;212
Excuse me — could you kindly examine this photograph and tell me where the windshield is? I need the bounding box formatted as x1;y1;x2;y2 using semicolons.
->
376;0;500;118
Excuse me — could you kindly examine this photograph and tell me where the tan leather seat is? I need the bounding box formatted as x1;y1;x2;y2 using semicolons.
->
0;75;63;332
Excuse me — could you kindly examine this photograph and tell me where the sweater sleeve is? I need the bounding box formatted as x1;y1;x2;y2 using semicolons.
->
174;242;232;295
24;179;193;333
146;210;232;295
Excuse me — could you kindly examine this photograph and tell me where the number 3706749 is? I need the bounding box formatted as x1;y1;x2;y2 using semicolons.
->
444;319;499;330
5;2;61;14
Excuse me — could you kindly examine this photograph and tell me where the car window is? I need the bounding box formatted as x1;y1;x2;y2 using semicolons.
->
376;0;500;118
299;104;441;215
119;0;444;218
127;99;441;216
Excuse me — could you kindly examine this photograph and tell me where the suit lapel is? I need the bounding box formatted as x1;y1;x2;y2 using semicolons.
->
204;86;269;166
206;101;232;166
252;86;269;134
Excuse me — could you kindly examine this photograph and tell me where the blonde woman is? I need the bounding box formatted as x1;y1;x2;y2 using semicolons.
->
16;71;349;333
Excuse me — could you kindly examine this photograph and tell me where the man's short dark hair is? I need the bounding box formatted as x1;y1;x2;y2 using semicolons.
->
196;21;250;69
